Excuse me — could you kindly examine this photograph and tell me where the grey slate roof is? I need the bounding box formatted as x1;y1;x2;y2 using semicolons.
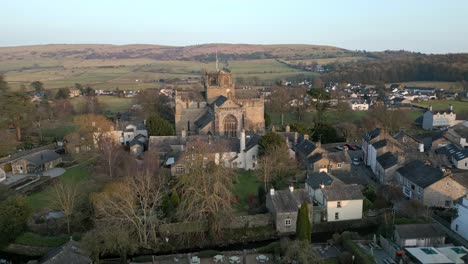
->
24;150;61;166
321;184;363;201
307;153;323;164
295;139;317;157
245;134;261;151
396;160;443;188
451;173;468;188
363;128;381;142
306;171;334;189
41;240;91;264
194;110;214;130
372;139;387;149
453;149;468;161
211;95;227;107
269;189;311;213
395;223;445;239
377;152;398;169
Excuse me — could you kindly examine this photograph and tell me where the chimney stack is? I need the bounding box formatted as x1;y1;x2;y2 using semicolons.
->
289;184;294;193
294;132;299;144
286;125;290;133
449;104;453;111
429;105;433;111
181;129;186;139
272;125;276;132
240;129;246;151
304;134;309;140
270;188;275;196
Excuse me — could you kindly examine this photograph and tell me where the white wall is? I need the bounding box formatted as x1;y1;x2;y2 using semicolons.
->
453;157;468;170
368;145;377;172
451;197;468;241
326;199;363;222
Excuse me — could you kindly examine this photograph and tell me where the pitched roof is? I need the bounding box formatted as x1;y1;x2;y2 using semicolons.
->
24;150;61;166
235;89;261;99
372;139;387;149
295;139;317;157
327;151;351;164
245;134;261;151
268;189;311;213
306;171;334;189
395;223;445;239
40;240;91;264
453;149;468;161
307;153;323;164
451;173;468;188
211;95;227;107
363;128;381;142
194;110;214;130
377;152;398;169
321;184;363;201
396;160;444;188
177;91;205;102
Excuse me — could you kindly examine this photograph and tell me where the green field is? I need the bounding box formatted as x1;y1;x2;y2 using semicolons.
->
70;96;134;113
3;58;316;91
413;100;468;112
26;165;91;210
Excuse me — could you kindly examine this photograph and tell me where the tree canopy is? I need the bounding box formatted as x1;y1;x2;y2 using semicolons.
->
0;196;31;248
147;114;174;136
296;202;311;242
258;132;286;156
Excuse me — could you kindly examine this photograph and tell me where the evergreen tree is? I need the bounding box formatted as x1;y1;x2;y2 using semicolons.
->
296;202;311;242
147;114;174;136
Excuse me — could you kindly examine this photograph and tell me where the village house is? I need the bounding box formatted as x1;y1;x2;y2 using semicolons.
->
396;160;468;207
451;195;468;242
375;151;400;184
445;121;468;148
422;105;459;130
362;128;382;166
295;137;326;170
167;130;260;176
40;240;92;264
266;187;312;234
11;150;62;174
436;144;468;170
305;171;336;203
314;183;363;222
307;150;352;173
350;101;369;111
394;223;446;248
93;123;148;147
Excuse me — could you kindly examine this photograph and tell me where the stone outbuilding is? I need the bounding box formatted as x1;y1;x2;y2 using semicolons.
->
11;150;62;174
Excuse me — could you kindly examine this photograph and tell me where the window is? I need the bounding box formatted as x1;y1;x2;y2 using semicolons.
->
252;162;256;169
285;219;292;226
197;102;200;108
335;212;339;220
186;101;189;108
337;163;342;168
445;200;451;207
175;166;185;175
252;155;257;160
455;224;459;231
411;184;415;190
223;114;238;138
337;201;341;208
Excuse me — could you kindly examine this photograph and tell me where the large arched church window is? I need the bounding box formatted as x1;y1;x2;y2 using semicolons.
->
223;114;237;137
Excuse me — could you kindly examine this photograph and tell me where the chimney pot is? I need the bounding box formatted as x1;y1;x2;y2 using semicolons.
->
270;188;275;196
286;125;290;133
304;134;309;140
289;185;294;193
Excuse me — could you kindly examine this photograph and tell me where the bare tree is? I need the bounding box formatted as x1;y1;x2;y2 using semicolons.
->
176;138;236;239
92;153;164;248
258;144;297;189
96;135;125;179
49;178;81;234
281;238;322;264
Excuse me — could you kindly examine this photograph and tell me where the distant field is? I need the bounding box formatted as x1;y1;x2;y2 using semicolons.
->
3;58;315;91
413;100;468;112
389;81;463;90
286;56;370;65
70;96;134;113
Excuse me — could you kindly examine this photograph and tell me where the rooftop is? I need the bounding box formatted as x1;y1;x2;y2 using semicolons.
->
405;247;452;264
24;150;61;166
321;184;363;201
306;171;334;189
395;223;445;239
372;139;388;149
396;160;443;188
268;189;310;213
376;152;398;169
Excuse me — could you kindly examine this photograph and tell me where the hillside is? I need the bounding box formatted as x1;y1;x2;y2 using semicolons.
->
0;43;350;62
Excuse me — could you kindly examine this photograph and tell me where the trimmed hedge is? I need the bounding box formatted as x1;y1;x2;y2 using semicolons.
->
343;239;374;264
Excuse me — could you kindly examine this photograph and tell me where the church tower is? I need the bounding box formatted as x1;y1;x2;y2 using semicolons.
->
203;70;235;104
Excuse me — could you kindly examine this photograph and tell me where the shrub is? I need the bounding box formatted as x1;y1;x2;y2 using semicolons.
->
343;240;374;264
257;241;281;254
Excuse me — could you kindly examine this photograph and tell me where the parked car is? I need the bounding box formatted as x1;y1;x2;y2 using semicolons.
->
353;158;360;166
344;144;358;150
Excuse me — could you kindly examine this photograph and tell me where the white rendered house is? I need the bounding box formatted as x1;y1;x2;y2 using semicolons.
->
451;196;468;241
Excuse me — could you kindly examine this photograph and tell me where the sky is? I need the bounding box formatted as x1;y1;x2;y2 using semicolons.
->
1;0;468;53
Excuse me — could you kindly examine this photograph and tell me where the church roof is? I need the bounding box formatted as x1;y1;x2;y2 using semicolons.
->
235;89;262;99
177;91;205;102
211;96;228;107
194;110;214;131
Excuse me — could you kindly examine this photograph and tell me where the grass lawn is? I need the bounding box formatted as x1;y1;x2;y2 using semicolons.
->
14;232;68;247
41;122;78;139
413;100;468;112
233;171;261;212
70;96;134;113
26;164;91;210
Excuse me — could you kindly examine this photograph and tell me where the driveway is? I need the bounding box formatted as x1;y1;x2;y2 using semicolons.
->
43;168;66;178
